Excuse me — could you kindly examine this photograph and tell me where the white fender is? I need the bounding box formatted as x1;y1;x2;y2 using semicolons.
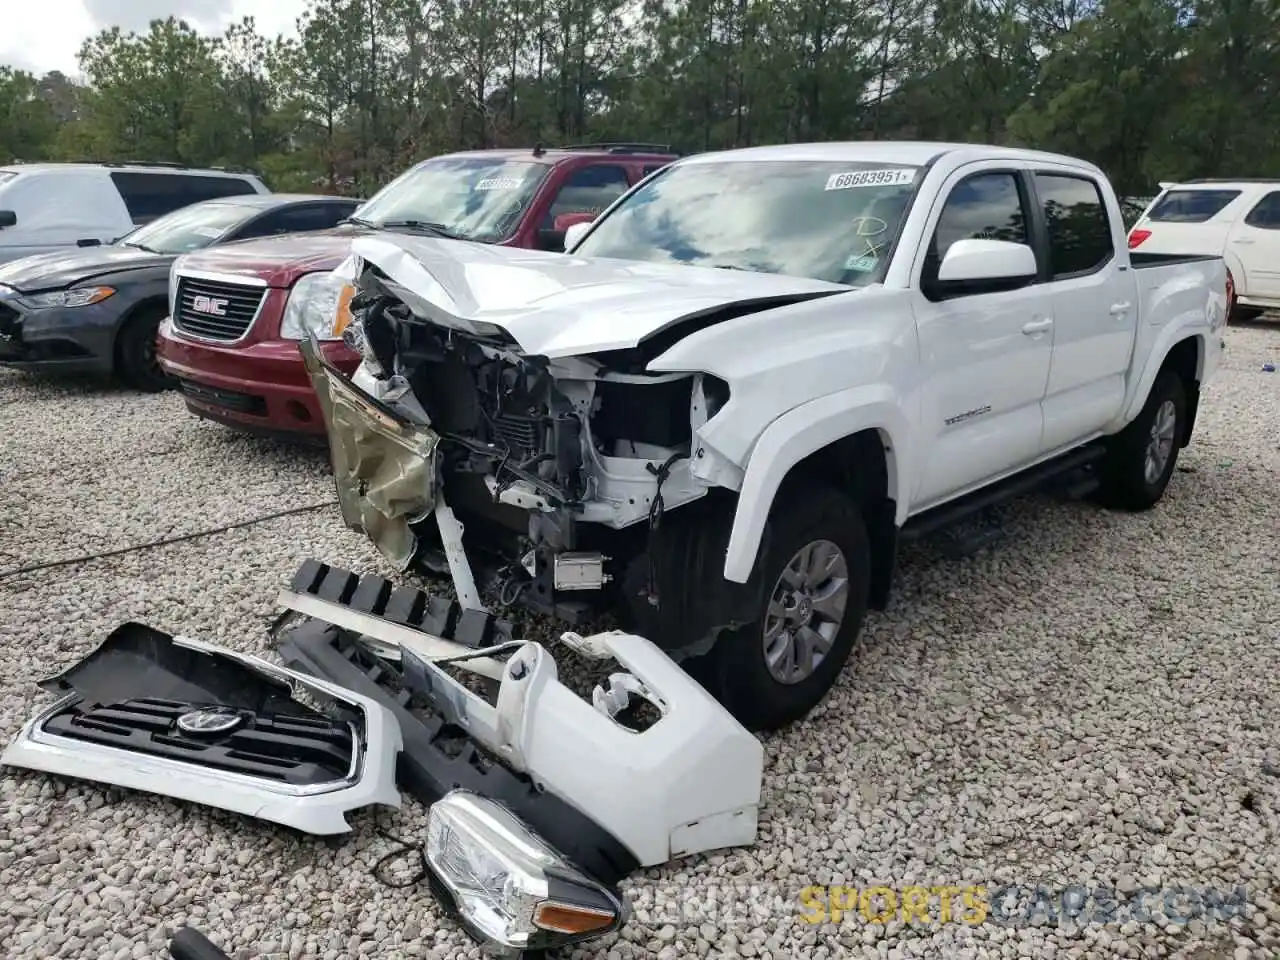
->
721;384;911;584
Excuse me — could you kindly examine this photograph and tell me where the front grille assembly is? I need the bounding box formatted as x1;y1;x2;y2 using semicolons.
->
42;696;354;786
173;277;266;342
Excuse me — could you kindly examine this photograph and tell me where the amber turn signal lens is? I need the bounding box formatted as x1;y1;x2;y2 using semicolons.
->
332;284;356;336
533;901;617;935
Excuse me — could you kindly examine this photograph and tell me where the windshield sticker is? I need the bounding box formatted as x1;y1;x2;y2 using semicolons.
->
844;252;879;273
475;177;522;191
192;227;225;238
825;169;916;191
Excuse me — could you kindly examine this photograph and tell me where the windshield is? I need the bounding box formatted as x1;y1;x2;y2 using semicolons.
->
574;160;922;285
352;157;548;243
119;201;252;254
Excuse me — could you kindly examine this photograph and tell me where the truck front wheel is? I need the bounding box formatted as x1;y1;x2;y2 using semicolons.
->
698;486;870;732
1097;369;1187;511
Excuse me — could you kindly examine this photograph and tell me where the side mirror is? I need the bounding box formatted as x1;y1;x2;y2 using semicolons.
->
563;221;592;253
0;210;16;228
937;238;1037;283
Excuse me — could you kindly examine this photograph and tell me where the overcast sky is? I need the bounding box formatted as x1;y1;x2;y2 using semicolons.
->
1;0;310;78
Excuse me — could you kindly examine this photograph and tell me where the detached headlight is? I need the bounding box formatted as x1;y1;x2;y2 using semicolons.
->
280;271;353;341
20;286;115;309
426;791;626;956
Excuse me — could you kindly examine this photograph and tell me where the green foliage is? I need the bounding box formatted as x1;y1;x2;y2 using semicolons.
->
0;0;1276;195
0;67;58;162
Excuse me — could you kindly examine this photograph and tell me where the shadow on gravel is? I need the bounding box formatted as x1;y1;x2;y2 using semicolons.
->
191;420;333;467
0;369;140;398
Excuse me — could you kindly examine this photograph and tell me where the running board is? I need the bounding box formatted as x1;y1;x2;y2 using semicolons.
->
901;445;1105;544
279;560;516;682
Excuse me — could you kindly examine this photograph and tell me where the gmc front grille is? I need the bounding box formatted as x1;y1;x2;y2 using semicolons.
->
173;276;266;342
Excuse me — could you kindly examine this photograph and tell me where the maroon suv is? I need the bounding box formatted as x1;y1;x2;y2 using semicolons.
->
157;144;679;439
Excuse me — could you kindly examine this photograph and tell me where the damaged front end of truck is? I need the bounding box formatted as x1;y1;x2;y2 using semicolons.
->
305;235;845;650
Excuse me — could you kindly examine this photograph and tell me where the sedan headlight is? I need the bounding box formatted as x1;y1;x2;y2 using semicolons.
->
280;271;352;341
426;791;626;956
20;286;115;309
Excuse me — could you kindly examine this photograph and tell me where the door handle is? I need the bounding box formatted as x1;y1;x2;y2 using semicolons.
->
1109;301;1132;316
1232;238;1254;245
1021;318;1053;335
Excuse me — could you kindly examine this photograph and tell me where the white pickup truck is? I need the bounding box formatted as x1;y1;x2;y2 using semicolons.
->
304;141;1227;730
3;141;1228;960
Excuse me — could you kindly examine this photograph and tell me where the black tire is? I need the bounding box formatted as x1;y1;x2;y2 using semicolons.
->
1096;369;1187;511
115;304;174;392
694;485;870;732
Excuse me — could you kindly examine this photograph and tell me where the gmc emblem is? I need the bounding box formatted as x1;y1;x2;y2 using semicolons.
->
191;295;229;316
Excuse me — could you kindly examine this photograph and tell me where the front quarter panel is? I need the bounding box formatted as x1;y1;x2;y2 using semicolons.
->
16;267;171;363
647;286;920;583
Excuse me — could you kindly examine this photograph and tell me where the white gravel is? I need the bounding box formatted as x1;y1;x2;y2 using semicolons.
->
1;324;1278;960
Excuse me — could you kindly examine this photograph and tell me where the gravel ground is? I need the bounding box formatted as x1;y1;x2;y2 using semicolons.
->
1;323;1278;960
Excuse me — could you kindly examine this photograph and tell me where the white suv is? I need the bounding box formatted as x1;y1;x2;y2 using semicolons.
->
0;162;270;265
1128;179;1280;322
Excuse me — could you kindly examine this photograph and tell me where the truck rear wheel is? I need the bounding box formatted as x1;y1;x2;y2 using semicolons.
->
1097;369;1186;511
696;485;870;732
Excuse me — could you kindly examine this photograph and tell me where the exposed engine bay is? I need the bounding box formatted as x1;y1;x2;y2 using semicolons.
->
309;252;802;655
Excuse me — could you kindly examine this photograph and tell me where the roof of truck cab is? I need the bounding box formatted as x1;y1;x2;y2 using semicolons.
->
675;141;1104;174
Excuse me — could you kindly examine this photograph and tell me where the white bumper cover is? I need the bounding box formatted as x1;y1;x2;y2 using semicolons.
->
405;628;765;867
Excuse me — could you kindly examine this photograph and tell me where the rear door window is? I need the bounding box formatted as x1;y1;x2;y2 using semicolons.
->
274;203;352;233
542;164;632;229
1146;189;1241;223
1243;191;1280;230
1034;173;1114;277
234;203;355;240
110;172;259;224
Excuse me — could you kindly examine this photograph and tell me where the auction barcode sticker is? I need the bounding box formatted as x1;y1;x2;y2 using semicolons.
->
825;169;916;190
475;177;522;191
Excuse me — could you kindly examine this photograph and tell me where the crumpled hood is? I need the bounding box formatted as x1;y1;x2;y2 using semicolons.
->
348;234;850;359
0;245;173;293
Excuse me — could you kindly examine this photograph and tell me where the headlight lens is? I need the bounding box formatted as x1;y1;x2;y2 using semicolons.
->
279;272;352;341
426;791;624;954
21;286;115;309
168;259;181;319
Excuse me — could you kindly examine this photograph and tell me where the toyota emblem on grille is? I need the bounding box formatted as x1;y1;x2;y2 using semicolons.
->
176;706;243;735
191;295;230;316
